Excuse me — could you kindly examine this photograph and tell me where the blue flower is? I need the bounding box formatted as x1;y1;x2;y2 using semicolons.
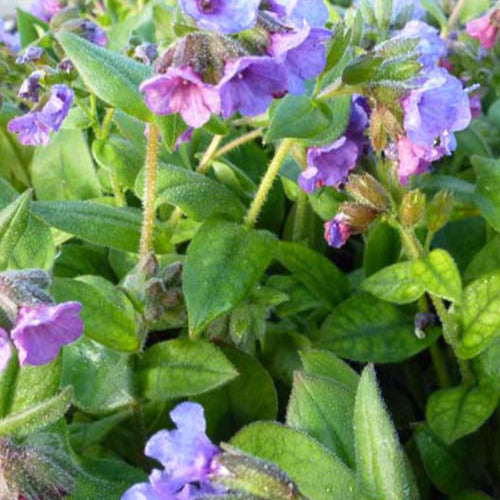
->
180;0;261;34
264;0;329;28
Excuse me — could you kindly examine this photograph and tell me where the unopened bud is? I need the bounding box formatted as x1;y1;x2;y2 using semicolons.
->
414;312;436;339
340;202;378;233
345;173;390;212
427;190;454;233
214;445;306;500
400;189;426;227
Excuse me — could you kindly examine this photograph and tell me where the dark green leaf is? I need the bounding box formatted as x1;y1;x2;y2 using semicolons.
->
17;8;48;48
465;236;500;283
473;156;500;232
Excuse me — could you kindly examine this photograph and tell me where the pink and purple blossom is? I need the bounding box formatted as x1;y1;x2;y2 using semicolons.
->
324;215;351;249
466;12;499;49
30;0;63;22
122;402;225;500
140;66;221;128
217;56;288;118
180;0;261;34
264;0;329;28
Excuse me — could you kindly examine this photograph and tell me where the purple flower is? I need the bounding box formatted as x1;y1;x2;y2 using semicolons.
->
16;46;44;65
175;128;194;150
8;84;74;146
30;0;63;22
141;66;221;128
10;302;83;367
269;25;330;94
180;0;261;34
18;72;42;102
0;329;12;373
466;12;499;49
135;43;159;65
299;97;369;191
122;402;224;500
392;21;448;68
396;136;443;185
264;0;329;27
324;215;351;248
81;20;108;47
469;93;482;118
217;56;288;118
0;17;21;53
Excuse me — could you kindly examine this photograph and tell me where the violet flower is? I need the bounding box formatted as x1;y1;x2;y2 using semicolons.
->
217;56;288;118
466;12;499;49
0;17;21;53
10;302;83;367
299;97;369;192
80;19;108;47
264;0;329;28
30;0;63;22
140;66;221;128
324;215;351;249
122;402;225;500
180;0;261;34
7;113;52;146
38;84;74;131
135;43;159;65
269;25;330;95
18;72;42;102
16;46;44;65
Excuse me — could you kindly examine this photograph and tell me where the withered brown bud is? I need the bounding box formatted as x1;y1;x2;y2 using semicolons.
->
345;173;390;212
339;202;378;234
400;189;426;227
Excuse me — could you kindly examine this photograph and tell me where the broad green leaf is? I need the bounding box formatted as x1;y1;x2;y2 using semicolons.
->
426;383;499;444
362;262;425;304
452;492;492;500
55;32;152;121
275;241;349;308
32;130;101;201
342;55;384;85
354;366;419;500
54;244;115;281
287;371;356;467
472;340;500;389
183;218;275;334
412;249;462;302
194;346;278;441
300;349;359;392
135;163;246;221
135;338;238;401
465;236;500;283
33;200;170;253
459;0;489;22
375;0;393;31
363;222;401;277
62;338;134;415
0;386;72;437
0;191;31;269
456;271;500;358
17;8;48;47
414;425;480;495
52;277;140;352
472;156;500;232
318;294;439;363
231;422;358;500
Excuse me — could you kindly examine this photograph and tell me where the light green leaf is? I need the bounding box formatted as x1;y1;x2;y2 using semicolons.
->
465;236;500;283
362;261;425;304
183;218;275;334
426;383;499;444
412;249;462;302
135;338;238;401
472;156;500;232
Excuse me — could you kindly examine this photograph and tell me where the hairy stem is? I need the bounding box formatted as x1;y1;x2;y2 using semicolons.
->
443;0;467;37
197;135;224;174
139;122;160;265
215;128;263;158
245;139;294;229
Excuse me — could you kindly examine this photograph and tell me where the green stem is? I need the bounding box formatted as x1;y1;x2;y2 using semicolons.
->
443;0;467;37
197;135;224;174
139;123;160;266
110;170;125;207
100;108;115;140
429;339;451;389
293;190;308;242
215;128;263;158
244;139;294;229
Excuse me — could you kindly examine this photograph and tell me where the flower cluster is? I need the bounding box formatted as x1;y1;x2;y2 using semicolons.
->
122;402;225;500
140;1;331;128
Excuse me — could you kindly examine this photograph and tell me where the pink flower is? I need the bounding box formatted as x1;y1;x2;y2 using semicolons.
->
140;66;221;128
466;13;499;49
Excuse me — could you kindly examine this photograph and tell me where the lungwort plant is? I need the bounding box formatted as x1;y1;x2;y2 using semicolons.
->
0;0;499;498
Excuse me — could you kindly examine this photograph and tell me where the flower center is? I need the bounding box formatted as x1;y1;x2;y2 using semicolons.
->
196;0;217;13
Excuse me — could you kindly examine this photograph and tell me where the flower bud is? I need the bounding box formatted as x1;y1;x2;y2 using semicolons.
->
414;312;436;339
339;202;378;233
345;173;390;212
214;445;307;500
400;189;426;227
427;190;454;233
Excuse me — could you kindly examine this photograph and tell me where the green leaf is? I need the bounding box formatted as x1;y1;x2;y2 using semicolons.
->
472;156;500;232
17;8;48;47
300;349;359;392
375;0;393;31
465;236;500;284
136;163;246;222
354;366;418;500
135;338;238;401
420;0;447;28
275;241;349;308
426;383;499;444
32;130;102;202
231;422;358;500
183;218;275;334
55;31;152;121
0;191;31;269
52;277;140;352
456;271;500;358
0;386;72;437
62;338;134;414
363;222;401;277
287;371;356;467
318;294;439;363
412;249;462;302
362;262;425;304
342;55;384;85
459;0;489;22
472;340;500;389
33;200;170;253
